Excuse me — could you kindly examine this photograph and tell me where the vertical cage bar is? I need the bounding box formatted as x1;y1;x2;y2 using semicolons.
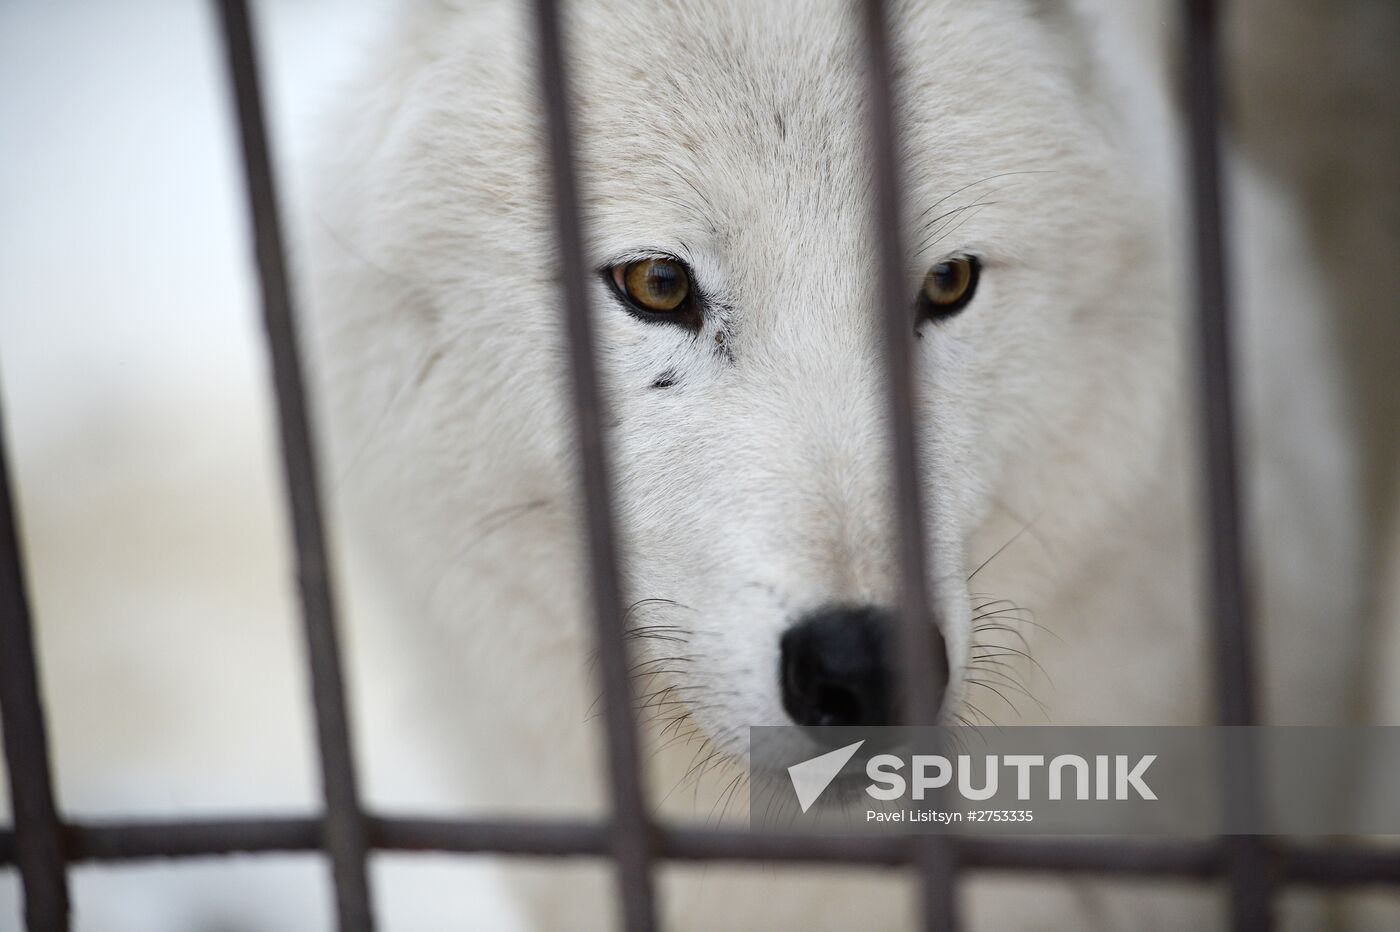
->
531;1;657;929
860;0;958;928
212;2;374;928
1181;0;1273;928
0;400;69;932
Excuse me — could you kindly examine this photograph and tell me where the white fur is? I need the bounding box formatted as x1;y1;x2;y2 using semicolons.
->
300;0;1365;927
4;0;1385;928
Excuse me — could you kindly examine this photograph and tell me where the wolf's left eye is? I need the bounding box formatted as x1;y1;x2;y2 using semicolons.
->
610;258;692;313
919;255;980;321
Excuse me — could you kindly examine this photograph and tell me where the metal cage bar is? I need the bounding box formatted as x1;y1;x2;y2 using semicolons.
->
530;1;658;929
1181;0;1274;928
213;2;374;928
3;817;1400;888
860;0;959;928
0;401;69;932
0;0;1395;930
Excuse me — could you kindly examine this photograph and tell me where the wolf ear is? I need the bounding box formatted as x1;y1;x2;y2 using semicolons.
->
1025;0;1177;95
1027;1;1098;83
401;0;470;11
1023;0;1115;91
389;0;499;61
1022;0;1182;175
397;0;485;24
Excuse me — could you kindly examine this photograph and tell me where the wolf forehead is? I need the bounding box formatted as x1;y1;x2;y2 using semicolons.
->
373;0;1104;246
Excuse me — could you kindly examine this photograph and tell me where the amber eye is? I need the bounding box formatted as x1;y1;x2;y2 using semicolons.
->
919;255;980;320
612;257;692;313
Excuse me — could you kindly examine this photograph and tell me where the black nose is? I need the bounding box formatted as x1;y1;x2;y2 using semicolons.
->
780;605;947;727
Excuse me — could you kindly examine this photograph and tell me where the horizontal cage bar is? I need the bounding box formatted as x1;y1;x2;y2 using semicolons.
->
0;819;1397;888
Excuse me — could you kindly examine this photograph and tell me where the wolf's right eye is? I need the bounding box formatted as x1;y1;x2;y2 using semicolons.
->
611;258;692;313
918;255;980;322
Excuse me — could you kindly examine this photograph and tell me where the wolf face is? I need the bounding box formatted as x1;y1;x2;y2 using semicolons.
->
309;0;1180;759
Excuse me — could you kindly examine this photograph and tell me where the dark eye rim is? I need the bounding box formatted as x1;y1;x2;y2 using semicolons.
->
917;254;982;322
601;256;704;332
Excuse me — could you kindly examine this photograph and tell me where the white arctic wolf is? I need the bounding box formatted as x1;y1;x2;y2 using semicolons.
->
303;0;1365;927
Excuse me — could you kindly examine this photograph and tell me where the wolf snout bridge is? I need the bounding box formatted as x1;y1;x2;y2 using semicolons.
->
1;1;1396;930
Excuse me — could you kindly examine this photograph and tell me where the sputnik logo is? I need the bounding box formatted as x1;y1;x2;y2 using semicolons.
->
787;740;865;813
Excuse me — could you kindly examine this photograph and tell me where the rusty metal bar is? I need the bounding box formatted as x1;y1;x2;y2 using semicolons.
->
0;400;69;932
860;0;959;928
2;817;1396;888
530;0;657;928
958;838;1224;879
212;2;373;928
1182;0;1273;929
1183;0;1259;749
373;817;611;859
65;819;322;861
665;833;1218;878
1280;846;1400;886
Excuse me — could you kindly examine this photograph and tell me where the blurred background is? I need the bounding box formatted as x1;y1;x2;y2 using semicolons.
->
0;1;528;927
0;0;1396;929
